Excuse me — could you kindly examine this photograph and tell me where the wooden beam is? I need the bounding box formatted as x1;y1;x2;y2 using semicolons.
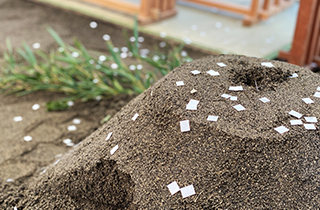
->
80;0;139;15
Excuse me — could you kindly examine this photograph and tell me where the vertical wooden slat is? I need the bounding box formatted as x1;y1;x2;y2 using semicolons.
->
306;0;320;64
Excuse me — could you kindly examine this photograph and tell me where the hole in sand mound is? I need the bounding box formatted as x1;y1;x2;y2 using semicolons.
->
229;59;291;91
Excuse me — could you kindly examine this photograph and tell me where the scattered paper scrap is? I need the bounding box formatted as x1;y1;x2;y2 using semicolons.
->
190;89;197;94
261;62;274;67
13;116;23;122
317;87;320;91
274;126;289;134
167;181;180;195
106;132;113;140
23;136;33;142
314;92;320;98
304;117;317;123
217;62;227;67
180;184;196;198
207;115;218;122
54;159;60;165
289;110;302;119
290;120;303;125
186;99;199;110
68;125;77;131
302;98;314;104
89;21;98;29
67;101;74;107
63;138;74;147
191;70;201;75
110;145;119;155
132;113;139;121
229;86;243;91
32;104;40;110
206;70;220;76
73;118;81;124
230;96;237;101
259;97;270;103
14;207;18;210
289;73;298;78
233;104;246;111
176;81;185;86
304;124;316;130
6;178;14;183
221;94;231;99
180;120;190;132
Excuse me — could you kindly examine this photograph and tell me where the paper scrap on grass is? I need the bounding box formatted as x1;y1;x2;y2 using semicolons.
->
230;96;237;101
13;116;23;122
167;181;180;195
233;104;246;111
229;86;243;91
274;126;289;134
68;125;77;131
221;94;231;99
32;104;40;110
314;92;320;98
110;145;119;155
304;117;317;123
186;99;199;110
176;81;185;86
191;70;201;75
6;178;14;183
290;120;303;125
190;89;197;94
289;110;302;119
206;70;220;76
259;97;270;103
289;73;298;78
73;118;81;124
106;132;113;140
63;139;74;147
304;124;316;130
302;98;314;104
207;115;218;122
261;62;274;67
23;136;33;142
180;120;190;132
132;113;139;121
217;62;227;67
180;184;196;198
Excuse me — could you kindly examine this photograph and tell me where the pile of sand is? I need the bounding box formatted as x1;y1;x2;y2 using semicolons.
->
16;55;320;209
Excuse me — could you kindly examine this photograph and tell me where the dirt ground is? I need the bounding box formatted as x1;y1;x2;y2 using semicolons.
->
0;0;210;209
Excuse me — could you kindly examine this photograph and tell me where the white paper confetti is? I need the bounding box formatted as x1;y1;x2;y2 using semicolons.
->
289;73;298;78
230;96;237;101
304;117;317;123
102;34;110;41
6;178;14;183
14;207;18;210
206;70;220;76
53;159;60;165
186;99;199;110
13;116;23;122
190;89;197;94
314;92;320;98
233;104;246;111
261;62;274;67
207;115;218;122
89;21;98;28
32;104;40;110
259;97;270;103
167;181;180;195
63;139;72;144
302;98;314;104
67;101;74;107
73;119;81;124
32;43;41;49
304;124;316;130
191;70;201;75
229;86;243;91
132;113;139;121
180;184;196;198
68;125;77;131
274;126;289;134
288;110;302;118
106;132;113;140
290;120;302;125
221;94;231;99
23;136;33;142
176;81;185;86
217;62;227;67
180;120;190;132
110;145;119;155
317;87;320;91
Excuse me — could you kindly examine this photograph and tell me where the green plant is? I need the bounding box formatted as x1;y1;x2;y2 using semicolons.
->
0;20;192;111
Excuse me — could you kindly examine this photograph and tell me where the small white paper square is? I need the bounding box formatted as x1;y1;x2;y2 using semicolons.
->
110;145;119;155
304;124;316;130
180;184;196;198
259;97;270;103
106;132;113;140
176;81;185;86
289;110;302;119
206;70;220;76
68;125;77;131
290;120;302;125
23;136;33;142
167;181;180;195
317;87;320;91
274;126;289;134
261;62;274;67
230;96;237;101
180;120;190;132
190;89;197;94
302;98;314;104
314;92;320;98
217;62;227;67
73;118;81;124
289;73;298;78
191;70;201;75
221;94;231;99
233;104;246;111
229;86;243;91
186;99;199;110
132;113;139;121
13;116;23;122
207;115;218;121
304;117;317;123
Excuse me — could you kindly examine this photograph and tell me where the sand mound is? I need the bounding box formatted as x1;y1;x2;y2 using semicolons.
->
17;55;320;209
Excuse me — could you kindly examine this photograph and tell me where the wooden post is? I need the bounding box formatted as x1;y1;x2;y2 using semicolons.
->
243;0;261;26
